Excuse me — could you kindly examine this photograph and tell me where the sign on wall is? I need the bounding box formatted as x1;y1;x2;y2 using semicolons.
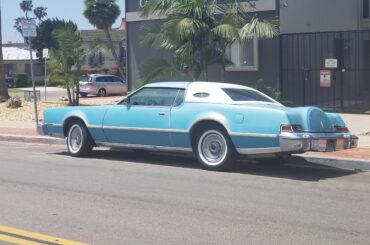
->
320;70;331;88
325;59;338;69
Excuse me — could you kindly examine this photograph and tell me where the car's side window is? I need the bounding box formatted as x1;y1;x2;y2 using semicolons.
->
173;89;185;107
112;76;123;83
128;88;180;107
105;76;113;83
96;77;104;83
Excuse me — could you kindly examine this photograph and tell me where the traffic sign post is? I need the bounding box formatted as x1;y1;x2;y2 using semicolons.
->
21;19;39;127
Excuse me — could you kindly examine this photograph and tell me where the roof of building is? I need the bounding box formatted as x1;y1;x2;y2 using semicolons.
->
80;29;125;42
2;47;37;61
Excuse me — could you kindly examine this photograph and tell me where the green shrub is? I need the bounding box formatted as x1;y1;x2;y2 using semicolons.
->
15;74;29;88
254;79;294;106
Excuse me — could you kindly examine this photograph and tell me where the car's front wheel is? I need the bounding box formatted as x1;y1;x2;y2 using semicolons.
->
67;121;94;157
195;127;236;171
80;93;87;98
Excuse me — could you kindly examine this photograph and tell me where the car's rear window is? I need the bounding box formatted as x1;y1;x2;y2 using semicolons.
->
222;88;273;102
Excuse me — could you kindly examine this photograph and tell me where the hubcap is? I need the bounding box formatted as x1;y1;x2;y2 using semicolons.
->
68;125;83;153
98;90;105;97
198;130;227;166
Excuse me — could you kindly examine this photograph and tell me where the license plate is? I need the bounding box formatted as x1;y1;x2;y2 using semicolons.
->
318;140;327;149
336;139;344;150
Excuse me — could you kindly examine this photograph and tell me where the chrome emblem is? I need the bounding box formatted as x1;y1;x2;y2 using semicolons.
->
320;121;325;129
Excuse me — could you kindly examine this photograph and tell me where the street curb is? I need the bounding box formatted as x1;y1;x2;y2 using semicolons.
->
0;134;65;145
292;155;370;171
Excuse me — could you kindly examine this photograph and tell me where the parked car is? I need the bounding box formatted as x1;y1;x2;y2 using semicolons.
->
38;81;358;171
79;74;127;97
5;76;16;88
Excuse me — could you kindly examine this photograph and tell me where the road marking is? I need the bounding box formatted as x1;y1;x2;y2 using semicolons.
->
0;225;88;245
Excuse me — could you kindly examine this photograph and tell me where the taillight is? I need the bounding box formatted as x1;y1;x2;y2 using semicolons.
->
334;125;349;133
281;124;303;132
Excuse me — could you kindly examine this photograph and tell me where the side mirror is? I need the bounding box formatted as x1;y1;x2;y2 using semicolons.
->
119;97;129;105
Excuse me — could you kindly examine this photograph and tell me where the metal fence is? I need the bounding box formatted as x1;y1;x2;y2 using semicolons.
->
280;31;370;112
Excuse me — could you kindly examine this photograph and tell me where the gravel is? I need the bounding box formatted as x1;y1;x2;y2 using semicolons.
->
0;97;121;122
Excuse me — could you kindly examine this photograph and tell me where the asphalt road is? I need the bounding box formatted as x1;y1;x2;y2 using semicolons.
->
0;142;370;245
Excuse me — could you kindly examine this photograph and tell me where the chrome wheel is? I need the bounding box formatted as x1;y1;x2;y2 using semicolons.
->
68;124;83;154
198;130;228;166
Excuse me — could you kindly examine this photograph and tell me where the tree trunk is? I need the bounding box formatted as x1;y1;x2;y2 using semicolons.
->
221;45;226;83
75;80;79;106
103;28;125;79
66;82;72;105
0;6;9;99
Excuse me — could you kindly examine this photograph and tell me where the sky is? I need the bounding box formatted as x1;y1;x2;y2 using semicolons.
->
1;0;125;43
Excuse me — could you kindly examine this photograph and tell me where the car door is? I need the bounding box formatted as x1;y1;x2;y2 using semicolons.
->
111;76;126;94
103;76;114;95
102;87;180;148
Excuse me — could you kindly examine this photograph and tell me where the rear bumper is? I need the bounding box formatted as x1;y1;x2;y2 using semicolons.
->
280;132;358;152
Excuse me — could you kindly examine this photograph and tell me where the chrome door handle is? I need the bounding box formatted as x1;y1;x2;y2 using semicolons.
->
158;112;166;116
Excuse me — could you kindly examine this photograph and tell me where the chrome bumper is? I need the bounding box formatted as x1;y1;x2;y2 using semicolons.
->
280;132;359;153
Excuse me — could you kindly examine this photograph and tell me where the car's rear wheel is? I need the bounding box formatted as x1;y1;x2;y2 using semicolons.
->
67;121;93;157
195;127;236;171
97;89;106;97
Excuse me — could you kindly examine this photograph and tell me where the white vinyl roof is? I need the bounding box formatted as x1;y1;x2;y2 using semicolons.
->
3;47;37;61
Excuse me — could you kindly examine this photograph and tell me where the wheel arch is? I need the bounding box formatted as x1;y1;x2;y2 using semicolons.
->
189;118;232;150
63;116;89;137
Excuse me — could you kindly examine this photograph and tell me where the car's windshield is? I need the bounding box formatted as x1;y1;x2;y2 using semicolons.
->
222;88;274;103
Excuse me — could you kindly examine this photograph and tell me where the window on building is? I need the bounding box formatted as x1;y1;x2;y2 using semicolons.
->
363;0;370;18
225;35;259;71
25;63;44;76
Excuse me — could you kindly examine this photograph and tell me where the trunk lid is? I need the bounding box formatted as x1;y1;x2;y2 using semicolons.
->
284;107;335;133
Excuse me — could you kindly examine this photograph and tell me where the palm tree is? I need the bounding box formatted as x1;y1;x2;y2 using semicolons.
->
48;26;85;106
0;4;9;100
140;0;279;83
83;0;125;79
19;0;33;19
33;6;47;24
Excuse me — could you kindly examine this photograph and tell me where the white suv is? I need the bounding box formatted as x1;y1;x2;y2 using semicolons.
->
79;74;127;97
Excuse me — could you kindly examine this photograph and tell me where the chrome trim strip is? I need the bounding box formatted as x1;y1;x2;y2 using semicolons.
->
96;142;192;152
46;123;63;127
230;132;278;138
87;125;102;129
237;147;281;154
102;126;189;133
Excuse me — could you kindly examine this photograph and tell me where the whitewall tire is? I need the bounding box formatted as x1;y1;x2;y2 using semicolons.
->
67;121;94;157
195;127;236;171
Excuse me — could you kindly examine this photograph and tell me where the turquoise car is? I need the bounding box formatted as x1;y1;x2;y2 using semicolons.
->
38;81;358;171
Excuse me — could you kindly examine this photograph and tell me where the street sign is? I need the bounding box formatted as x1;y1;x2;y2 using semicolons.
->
320;70;331;88
325;59;338;69
21;19;37;37
42;48;49;59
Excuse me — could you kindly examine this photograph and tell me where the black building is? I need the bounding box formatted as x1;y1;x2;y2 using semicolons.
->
125;0;370;112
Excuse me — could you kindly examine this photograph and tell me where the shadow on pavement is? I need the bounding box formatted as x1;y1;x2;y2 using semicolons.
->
52;149;358;182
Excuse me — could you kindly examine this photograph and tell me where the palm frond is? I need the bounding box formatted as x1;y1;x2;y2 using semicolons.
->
240;17;279;40
141;58;186;85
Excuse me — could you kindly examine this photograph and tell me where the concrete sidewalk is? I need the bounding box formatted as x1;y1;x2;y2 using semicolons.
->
0;113;370;171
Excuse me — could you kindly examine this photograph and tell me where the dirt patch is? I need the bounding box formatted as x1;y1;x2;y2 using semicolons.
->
0;97;122;122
